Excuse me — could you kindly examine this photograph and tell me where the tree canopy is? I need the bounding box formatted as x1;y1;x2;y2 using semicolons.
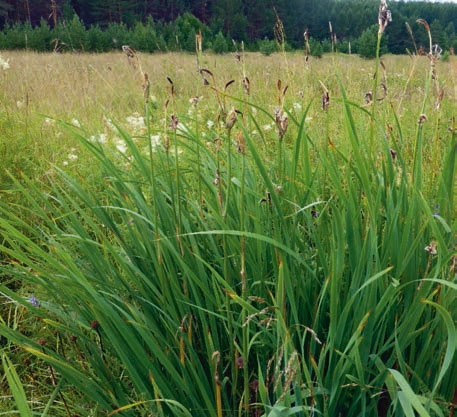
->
0;0;456;55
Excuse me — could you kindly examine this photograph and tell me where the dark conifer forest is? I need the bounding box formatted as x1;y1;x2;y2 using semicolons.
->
0;0;456;55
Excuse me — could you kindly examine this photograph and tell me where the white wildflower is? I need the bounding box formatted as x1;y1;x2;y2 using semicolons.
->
116;140;127;153
150;135;161;148
207;120;214;129
0;54;10;71
263;123;273;132
177;122;190;134
89;133;107;144
68;148;78;161
126;113;146;134
293;102;302;111
71;118;81;128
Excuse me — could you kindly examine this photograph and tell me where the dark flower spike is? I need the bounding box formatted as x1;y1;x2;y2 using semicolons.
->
200;68;213;77
167;77;175;96
224;79;235;91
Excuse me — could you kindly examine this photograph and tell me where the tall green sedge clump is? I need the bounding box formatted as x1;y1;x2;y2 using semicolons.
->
0;16;455;417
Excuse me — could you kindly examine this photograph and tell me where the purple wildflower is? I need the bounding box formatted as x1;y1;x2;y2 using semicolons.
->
28;295;40;307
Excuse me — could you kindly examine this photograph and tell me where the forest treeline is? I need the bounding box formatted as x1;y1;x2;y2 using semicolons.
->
0;0;456;57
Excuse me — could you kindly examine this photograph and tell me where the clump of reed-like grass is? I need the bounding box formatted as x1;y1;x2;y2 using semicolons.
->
0;8;455;416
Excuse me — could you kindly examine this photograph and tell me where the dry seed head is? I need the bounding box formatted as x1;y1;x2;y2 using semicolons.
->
276;351;300;402
122;45;136;58
164;135;170;152
416;19;430;33
236;130;246;154
450;255;457;273
142;72;150;103
424;241;438;255
242;76;250;95
274;107;288;139
273;9;286;47
225;107;238;130
195;30;203;53
243;307;270;326
378;0;392;34
169;114;179;130
379;81;387;100
322;92;330;110
418;114;428;125
435;89;444;110
248;296;267;304
189;96;201;107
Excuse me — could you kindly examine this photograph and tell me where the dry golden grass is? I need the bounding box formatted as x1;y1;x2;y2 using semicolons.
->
0;51;455;188
1;51;455;121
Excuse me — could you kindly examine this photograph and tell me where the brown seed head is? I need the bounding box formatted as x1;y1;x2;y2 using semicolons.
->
424;241;438;255
169;114;179;130
225;108;238;130
378;0;392;33
90;320;100;330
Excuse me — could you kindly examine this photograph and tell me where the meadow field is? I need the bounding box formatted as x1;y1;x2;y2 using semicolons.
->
0;48;456;417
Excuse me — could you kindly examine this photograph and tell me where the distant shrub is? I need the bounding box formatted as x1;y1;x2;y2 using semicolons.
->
0;23;28;49
258;38;276;56
27;19;52;51
441;51;450;62
212;31;229;54
358;24;388;58
309;38;323;58
54;15;88;51
135;19;167;52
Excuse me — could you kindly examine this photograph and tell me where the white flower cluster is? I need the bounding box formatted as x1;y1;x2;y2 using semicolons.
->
126;113;146;135
0;54;9;71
